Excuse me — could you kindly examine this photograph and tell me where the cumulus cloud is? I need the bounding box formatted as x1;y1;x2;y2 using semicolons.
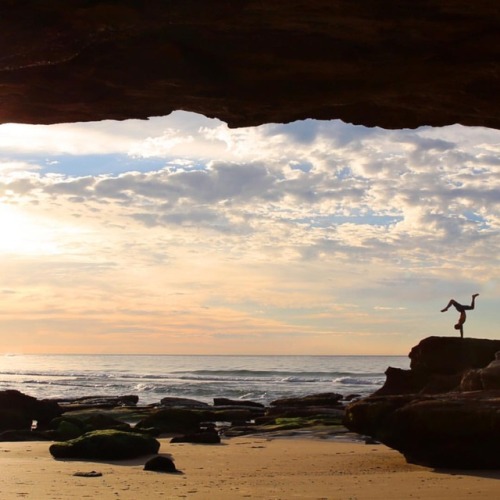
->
1;113;499;352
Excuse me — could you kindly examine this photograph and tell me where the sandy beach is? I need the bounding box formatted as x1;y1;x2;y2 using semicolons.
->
1;436;499;499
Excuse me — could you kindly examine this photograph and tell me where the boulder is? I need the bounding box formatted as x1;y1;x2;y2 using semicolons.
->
82;414;132;432
49;430;160;460
49;417;86;440
0;390;62;430
160;397;209;408
135;408;202;434
170;429;220;444
144;455;179;473
409;337;500;376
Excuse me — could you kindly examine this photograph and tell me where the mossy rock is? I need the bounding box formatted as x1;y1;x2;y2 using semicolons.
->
49;430;160;460
82;414;132;432
57;420;84;440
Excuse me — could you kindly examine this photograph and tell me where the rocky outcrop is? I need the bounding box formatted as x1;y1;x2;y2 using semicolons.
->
0;390;62;431
57;395;139;410
213;398;265;409
409;337;500;376
1;1;499;129
345;390;500;469
344;337;500;469
375;337;500;396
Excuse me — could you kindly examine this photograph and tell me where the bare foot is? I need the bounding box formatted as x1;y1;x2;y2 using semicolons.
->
472;293;479;298
441;308;448;312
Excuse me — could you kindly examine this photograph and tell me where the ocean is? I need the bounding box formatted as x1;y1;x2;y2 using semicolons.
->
0;354;409;406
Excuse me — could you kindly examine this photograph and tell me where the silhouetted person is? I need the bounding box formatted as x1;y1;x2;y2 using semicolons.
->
441;294;479;338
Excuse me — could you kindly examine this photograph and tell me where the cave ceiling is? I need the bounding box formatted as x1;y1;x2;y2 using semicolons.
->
0;1;499;129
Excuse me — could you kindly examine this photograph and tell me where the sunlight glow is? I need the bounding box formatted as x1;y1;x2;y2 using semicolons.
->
0;203;60;255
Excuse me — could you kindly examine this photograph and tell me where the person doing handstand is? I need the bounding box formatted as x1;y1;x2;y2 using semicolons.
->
441;293;479;338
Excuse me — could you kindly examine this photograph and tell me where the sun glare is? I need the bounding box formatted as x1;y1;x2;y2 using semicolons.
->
0;203;60;255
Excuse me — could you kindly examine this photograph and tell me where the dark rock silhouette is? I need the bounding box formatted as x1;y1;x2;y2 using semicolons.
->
160;397;210;408
144;455;179;473
56;395;138;410
214;398;265;409
0;2;499;130
375;336;500;396
0;390;62;431
460;352;500;391
170;428;220;444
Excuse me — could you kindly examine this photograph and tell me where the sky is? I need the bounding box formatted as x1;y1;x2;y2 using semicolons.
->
0;111;499;355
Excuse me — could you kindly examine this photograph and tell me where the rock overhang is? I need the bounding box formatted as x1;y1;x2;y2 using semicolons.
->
0;1;499;129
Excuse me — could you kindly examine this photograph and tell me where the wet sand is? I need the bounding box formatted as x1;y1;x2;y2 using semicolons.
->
1;437;499;499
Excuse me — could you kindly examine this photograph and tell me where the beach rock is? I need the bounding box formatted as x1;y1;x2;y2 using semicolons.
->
49;416;86;440
144;455;179;473
375;337;500;396
344;337;500;469
373;367;425;396
160;397;210;408
73;471;103;477
49;430;160;460
82;414;132;432
57;395;139;409
0;410;33;433
135;408;202;434
48;413;131;440
0;390;62;430
345;390;500;469
409;337;500;376
213;398;264;409
270;393;343;408
170;429;220;444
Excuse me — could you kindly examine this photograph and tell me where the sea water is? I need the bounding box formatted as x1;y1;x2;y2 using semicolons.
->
0;354;409;405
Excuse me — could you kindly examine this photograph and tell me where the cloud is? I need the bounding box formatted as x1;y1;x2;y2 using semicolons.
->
1;113;499;352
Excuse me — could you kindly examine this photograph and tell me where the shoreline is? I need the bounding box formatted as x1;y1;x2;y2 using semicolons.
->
1;435;499;499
